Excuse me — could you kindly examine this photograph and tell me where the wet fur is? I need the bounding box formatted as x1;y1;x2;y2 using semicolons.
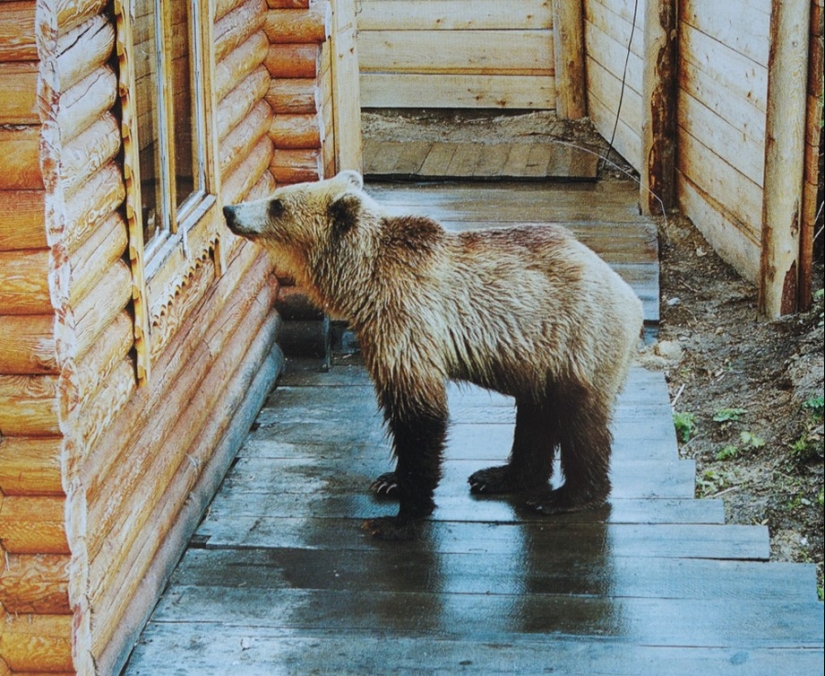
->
224;171;643;540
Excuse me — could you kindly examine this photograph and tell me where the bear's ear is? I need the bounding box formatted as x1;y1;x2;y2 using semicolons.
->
336;169;363;191
328;193;360;236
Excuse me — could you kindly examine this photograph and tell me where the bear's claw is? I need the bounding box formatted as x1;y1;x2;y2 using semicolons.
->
370;472;399;498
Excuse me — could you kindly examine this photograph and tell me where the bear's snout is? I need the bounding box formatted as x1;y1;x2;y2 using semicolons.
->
222;205;238;232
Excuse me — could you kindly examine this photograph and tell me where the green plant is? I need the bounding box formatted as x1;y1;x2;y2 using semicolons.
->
673;411;697;443
715;444;740;461
817;487;824;507
739;431;766;449
803;396;824;419
713;408;748;423
818;586;824;602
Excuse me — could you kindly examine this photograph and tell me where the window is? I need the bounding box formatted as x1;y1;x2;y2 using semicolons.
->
116;0;221;382
134;0;209;262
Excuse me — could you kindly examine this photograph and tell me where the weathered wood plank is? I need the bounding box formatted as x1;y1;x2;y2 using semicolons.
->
173;548;814;600
196;517;770;561
358;30;554;75
125;630;825;676
360;73;555;109
357;0;554;31
148;586;820;647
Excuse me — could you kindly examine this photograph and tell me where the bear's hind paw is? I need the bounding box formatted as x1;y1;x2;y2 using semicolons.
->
468;465;546;495
362;516;421;541
527;486;609;515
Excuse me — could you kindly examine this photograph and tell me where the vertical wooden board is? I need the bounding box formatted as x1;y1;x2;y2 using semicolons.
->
445;143;484;177
330;0;362;171
552;0;587;119
392;141;433;174
418;143;459;177
473;144;513;177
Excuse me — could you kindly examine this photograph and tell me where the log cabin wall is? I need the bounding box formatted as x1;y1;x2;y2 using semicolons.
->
356;0;557;109
264;0;331;185
0;0;284;673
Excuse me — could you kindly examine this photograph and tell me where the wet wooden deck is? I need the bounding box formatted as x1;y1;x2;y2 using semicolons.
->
123;182;823;675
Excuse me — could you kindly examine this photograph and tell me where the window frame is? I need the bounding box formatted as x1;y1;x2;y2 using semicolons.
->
115;0;222;382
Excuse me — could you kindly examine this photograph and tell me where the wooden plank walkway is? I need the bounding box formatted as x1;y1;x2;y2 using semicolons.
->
363;139;600;180
123;183;823;675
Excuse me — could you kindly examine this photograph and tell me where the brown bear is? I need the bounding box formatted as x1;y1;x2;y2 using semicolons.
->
223;170;643;540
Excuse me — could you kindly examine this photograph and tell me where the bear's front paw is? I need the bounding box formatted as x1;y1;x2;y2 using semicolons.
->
362;516;421;541
370;472;399;498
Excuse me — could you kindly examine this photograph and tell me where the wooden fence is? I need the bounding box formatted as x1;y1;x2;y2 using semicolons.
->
354;0;822;315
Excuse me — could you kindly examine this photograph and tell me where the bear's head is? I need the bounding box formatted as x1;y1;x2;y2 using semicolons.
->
223;170;378;315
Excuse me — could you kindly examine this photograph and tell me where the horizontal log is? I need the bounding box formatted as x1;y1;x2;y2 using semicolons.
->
0;436;63;495
220;100;274;177
0;62;38;124
60;112;121;197
245;169;277;200
57;65;118;145
58;0;108;34
0;553;70;614
89;265;278;633
0;613;73;672
270;148;321;184
64;161;125;252
264;5;329;43
358;0;553;30
69;210;128;302
0;314;57;374
266;77;318;114
85;254;272;542
55;13;115;93
0;248;51;315
75;356;137;468
0;1;36;61
270;113;321;149
74;310;133;406
74;259;132;360
222;134;275;204
216;0;248;22
215;0;267;62
217;65;270;142
0;374;60;436
0;495;68;554
79;242;265;486
264;42;318;77
0;125;42;189
215;30;269;102
267;0;309;7
0;189;45;251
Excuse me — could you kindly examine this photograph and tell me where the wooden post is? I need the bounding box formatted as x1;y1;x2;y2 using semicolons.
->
798;0;823;311
329;0;362;171
551;0;586;120
640;0;677;216
759;0;811;317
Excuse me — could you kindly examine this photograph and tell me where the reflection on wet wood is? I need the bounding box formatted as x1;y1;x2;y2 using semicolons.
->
124;357;823;674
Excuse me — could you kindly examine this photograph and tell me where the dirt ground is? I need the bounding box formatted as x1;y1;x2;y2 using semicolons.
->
364;109;825;597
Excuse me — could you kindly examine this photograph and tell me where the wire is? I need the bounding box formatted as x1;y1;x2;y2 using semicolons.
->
598;0;641;178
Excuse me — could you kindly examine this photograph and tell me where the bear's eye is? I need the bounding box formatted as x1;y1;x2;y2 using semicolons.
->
268;199;284;219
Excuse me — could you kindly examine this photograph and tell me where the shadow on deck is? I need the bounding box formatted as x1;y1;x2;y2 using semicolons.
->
123;182;824;675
